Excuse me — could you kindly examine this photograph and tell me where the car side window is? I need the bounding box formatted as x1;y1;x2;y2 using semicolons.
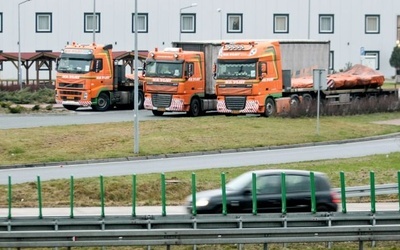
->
286;175;310;193
256;175;281;194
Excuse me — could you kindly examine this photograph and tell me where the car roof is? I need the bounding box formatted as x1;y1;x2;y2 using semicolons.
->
249;169;326;177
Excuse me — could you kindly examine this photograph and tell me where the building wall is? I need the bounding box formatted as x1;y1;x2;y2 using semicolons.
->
0;0;399;80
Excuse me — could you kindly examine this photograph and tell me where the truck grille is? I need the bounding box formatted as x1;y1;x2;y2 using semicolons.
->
58;82;85;89
152;94;172;108
225;96;246;110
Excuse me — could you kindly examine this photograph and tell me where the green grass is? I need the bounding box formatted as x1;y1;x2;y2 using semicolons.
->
1;113;400;167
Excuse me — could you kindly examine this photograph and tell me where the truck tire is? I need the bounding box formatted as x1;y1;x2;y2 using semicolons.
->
263;98;276;117
152;110;164;116
93;92;110;111
63;105;79;111
188;98;201;117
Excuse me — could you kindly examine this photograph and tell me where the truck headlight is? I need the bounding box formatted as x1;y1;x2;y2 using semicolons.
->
83;92;88;99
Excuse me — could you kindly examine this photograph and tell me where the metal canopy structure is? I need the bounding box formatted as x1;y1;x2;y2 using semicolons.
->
0;50;148;87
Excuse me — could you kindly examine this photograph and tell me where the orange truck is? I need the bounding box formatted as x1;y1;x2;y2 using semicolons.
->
213;40;399;116
55;42;146;111
143;46;219;116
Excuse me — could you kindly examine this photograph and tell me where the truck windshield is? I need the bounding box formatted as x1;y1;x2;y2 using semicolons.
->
217;61;257;80
57;58;92;74
145;61;183;78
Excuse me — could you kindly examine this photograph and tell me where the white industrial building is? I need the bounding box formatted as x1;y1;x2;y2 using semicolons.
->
0;0;399;81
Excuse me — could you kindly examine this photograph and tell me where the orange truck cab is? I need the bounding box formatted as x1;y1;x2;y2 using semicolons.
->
143;47;217;116
215;40;293;116
55;42;145;111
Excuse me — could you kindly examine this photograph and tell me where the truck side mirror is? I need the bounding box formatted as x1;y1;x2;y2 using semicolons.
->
258;62;267;79
213;63;217;79
142;62;147;76
185;63;193;78
94;59;103;72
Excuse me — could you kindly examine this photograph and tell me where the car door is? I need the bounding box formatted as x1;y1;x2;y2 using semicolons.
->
255;174;282;213
285;174;311;212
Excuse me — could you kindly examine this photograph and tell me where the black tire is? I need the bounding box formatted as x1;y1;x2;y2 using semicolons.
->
93;92;110;111
187;98;201;117
290;94;300;107
152;110;164;116
263;98;276;117
63;105;79;111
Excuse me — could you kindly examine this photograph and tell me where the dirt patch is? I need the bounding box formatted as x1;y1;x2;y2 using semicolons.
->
373;119;400;126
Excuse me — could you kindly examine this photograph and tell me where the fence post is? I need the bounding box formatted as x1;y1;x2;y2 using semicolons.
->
398;171;400;212
191;173;197;216
7;176;12;219
370;171;376;213
37;176;43;219
281;172;287;214
161;173;166;216
70;175;74;218
221;173;227;215
132;174;137;217
340;171;347;213
100;175;105;218
310;172;316;213
252;173;257;215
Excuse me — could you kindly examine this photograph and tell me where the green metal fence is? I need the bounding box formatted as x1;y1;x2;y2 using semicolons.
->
4;171;400;219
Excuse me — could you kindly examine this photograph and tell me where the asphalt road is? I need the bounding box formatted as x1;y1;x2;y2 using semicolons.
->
1;136;400;184
0;107;220;129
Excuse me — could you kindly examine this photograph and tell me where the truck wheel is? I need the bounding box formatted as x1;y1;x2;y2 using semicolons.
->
152;110;164;116
303;94;312;112
93;93;110;111
290;95;300;107
263;98;276;117
188;98;201;117
63;105;79;111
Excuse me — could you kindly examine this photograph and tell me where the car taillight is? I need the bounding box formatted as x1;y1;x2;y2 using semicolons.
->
331;191;340;204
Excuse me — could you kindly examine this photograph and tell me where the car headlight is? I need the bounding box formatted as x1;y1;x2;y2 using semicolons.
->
196;199;209;207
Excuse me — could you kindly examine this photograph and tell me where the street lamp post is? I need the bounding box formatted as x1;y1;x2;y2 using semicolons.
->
179;3;197;42
18;0;31;90
217;8;222;40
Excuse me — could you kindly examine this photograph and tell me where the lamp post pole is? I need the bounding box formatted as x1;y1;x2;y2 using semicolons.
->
179;3;197;42
18;0;31;90
217;8;222;40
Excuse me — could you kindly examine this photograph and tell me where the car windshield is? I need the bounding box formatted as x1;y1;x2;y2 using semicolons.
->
57;58;91;74
145;61;183;78
216;61;257;80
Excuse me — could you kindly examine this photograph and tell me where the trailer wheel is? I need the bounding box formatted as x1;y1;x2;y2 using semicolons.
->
152;110;164;116
290;95;300;107
63;105;79;111
188;98;201;117
93;92;110;111
263;98;276;117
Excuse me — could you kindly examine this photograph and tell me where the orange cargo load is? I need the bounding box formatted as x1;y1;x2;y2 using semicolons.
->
291;64;385;89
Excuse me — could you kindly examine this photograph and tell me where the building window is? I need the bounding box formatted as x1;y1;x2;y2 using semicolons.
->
329;51;334;70
319;14;334;34
36;13;52;33
0;61;3;71
364;51;380;70
227;14;242;33
365;15;379;34
181;13;196;33
274;14;289;33
84;13;100;33
132;13;148;33
0;13;3;33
